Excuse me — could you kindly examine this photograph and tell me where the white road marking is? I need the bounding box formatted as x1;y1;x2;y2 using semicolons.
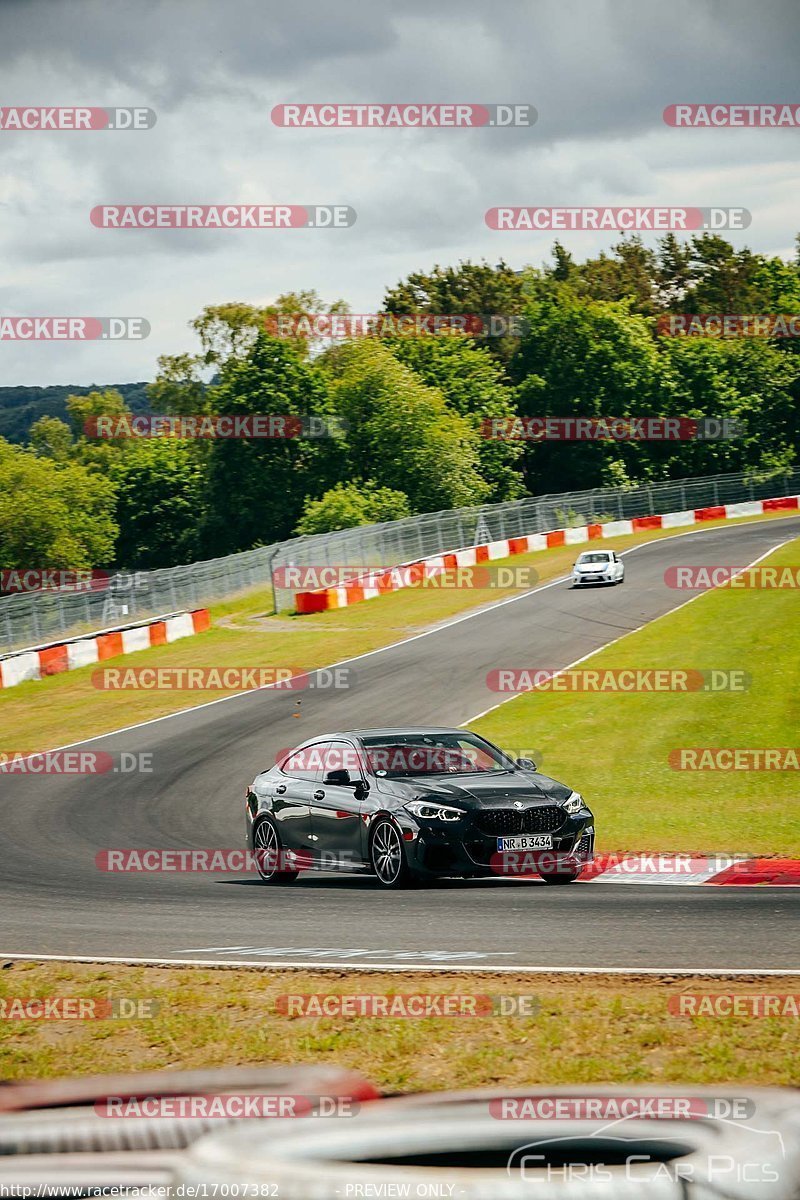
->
1;952;798;976
178;946;514;960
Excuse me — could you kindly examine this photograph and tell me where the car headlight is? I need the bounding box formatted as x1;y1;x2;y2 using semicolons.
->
404;800;464;822
563;791;585;814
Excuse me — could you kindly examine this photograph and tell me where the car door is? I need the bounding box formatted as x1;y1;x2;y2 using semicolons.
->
268;746;320;854
308;740;370;870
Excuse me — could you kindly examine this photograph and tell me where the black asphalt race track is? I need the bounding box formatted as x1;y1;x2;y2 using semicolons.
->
1;517;798;972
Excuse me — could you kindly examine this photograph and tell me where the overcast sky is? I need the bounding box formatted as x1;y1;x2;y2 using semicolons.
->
1;0;798;386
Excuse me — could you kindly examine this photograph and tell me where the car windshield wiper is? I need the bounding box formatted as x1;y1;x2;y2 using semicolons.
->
430;767;515;777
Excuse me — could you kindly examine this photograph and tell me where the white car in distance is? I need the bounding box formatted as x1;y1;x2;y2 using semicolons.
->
571;549;625;587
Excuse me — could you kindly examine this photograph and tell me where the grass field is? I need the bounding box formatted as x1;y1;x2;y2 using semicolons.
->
1;961;797;1088
0;510;795;754
471;539;800;855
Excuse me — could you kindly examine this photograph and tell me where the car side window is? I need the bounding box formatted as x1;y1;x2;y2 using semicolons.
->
281;746;322;781
320;740;361;781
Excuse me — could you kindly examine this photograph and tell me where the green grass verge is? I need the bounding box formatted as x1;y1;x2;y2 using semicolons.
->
471;539;800;855
1;962;797;1088
0;511;795;754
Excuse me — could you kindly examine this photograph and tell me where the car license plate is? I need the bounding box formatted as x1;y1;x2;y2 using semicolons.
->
497;835;553;852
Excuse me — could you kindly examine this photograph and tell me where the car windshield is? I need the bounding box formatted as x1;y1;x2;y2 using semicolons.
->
361;733;512;778
578;553;611;564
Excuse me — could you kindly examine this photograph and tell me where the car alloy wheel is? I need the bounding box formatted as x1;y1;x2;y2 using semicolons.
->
370;819;410;889
253;818;298;885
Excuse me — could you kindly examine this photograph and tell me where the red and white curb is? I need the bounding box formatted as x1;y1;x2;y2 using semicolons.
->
0;609;211;690
577;854;800;886
295;495;799;613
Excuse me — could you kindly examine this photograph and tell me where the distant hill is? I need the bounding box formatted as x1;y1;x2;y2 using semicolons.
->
0;383;151;444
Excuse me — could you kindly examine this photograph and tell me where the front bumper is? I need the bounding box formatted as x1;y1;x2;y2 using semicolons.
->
402;809;595;878
573;572;613;585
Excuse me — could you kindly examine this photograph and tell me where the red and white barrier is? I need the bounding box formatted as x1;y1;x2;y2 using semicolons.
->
0;609;211;690
295;494;799;613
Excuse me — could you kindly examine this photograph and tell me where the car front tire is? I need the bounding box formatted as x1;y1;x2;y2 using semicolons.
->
370;818;413;889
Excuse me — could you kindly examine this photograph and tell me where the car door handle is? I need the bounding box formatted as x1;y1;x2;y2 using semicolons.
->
313;789;325;800
275;784;286;794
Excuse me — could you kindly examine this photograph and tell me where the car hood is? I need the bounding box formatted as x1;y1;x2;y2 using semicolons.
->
575;561;611;571
377;770;572;809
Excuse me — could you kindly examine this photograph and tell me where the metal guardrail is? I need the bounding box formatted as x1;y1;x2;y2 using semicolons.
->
1;467;798;653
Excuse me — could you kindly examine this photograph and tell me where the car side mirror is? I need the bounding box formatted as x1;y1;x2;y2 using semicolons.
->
324;768;352;786
515;757;537;771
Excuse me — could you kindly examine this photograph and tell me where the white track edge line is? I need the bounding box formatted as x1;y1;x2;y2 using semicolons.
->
1;952;798;976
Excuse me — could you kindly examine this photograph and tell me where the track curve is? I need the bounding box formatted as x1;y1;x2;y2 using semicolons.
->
1;518;798;972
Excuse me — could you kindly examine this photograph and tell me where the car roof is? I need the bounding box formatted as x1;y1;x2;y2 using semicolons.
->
347;726;465;737
292;727;467;745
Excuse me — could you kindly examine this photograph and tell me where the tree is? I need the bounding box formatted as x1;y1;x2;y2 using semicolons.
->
511;292;663;492
106;439;210;568
64;388;134;471
680;235;761;313
655;234;694;309
65;388;131;440
0;439;117;573
321;339;489;513
545;236;658;313
382;260;526;361
200;333;342;552
655;336;798;478
385;334;525;502
29;416;74;463
148;353;210;416
296;481;411;535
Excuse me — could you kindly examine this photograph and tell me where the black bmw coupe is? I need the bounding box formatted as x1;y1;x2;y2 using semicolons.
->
245;728;594;888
